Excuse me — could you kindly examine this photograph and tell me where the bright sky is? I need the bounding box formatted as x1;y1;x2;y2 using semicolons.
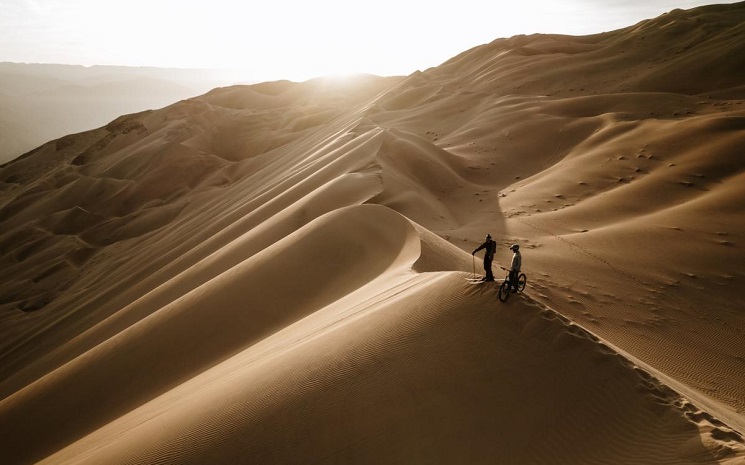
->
0;0;739;82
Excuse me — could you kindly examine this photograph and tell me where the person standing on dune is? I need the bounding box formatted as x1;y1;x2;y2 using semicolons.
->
509;244;522;292
472;234;497;281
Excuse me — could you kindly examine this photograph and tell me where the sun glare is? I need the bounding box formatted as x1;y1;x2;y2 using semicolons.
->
322;70;367;82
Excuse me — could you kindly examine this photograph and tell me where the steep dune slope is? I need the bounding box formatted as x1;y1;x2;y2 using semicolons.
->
0;205;423;464
35;271;745;465
0;76;401;382
0;3;744;464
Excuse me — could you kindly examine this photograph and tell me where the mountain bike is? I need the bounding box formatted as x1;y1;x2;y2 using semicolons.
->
498;272;526;302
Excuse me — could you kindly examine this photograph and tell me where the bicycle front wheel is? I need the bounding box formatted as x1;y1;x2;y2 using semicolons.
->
498;280;510;302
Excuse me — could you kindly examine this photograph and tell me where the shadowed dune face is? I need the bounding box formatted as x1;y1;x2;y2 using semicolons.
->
1;3;745;464
0;205;423;464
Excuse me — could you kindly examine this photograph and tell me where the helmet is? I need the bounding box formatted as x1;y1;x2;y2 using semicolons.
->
510;244;519;251
486;234;492;239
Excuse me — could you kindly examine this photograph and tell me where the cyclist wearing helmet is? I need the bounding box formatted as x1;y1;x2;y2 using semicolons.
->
509;244;521;292
472;234;497;281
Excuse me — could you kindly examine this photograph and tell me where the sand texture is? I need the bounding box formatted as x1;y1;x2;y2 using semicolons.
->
1;3;744;464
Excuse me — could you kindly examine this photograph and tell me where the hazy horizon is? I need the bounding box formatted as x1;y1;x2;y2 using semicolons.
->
1;0;742;83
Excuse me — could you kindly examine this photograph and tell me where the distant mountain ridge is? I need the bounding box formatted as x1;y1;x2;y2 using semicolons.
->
0;63;250;163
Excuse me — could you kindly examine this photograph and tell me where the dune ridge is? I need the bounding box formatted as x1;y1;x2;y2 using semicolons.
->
1;2;744;464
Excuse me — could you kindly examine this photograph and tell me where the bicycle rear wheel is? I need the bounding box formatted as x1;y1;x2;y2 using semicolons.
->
517;273;527;292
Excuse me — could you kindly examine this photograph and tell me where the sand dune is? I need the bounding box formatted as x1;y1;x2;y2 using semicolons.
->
1;2;744;464
34;274;742;465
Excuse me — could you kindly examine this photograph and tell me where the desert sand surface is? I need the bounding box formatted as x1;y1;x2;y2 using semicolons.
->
1;2;745;464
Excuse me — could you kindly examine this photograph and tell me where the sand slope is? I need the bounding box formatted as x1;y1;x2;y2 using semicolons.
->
35;273;743;465
1;2;744;464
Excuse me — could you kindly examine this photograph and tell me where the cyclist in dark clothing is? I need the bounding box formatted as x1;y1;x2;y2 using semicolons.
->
472;234;497;281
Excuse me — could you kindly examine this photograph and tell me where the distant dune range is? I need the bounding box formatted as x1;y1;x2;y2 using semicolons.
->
1;3;744;464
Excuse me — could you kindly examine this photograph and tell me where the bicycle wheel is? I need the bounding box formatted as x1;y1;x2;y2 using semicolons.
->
517;273;527;292
498;280;510;302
